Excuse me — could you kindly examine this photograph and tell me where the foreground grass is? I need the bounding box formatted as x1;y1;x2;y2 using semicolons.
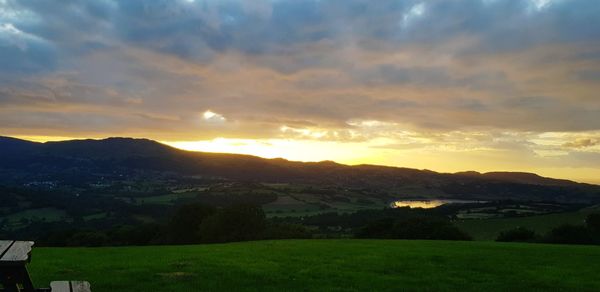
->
29;240;600;292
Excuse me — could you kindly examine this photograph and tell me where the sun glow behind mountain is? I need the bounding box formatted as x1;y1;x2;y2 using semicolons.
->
6;133;600;185
165;138;375;164
166;136;600;185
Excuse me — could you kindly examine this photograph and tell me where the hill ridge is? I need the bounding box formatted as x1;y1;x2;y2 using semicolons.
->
0;135;596;190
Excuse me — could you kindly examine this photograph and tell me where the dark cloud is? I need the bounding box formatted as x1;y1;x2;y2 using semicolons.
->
356;65;454;87
562;138;599;149
0;0;600;138
6;0;600;62
0;22;57;73
576;70;600;81
502;96;558;109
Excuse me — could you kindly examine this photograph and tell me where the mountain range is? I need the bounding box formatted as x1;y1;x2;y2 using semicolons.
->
1;136;599;203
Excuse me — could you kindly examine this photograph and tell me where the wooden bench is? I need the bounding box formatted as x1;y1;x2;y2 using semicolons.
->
49;281;90;292
0;240;35;292
0;240;91;292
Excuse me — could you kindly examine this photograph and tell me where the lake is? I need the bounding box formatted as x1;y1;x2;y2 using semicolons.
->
391;199;485;209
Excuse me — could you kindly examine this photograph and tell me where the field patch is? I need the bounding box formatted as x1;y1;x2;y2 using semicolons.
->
457;205;600;240
2;207;67;230
118;193;199;205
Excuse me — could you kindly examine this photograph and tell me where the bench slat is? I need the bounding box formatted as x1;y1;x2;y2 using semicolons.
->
51;281;91;292
71;281;91;292
0;241;33;263
50;281;70;292
0;240;13;257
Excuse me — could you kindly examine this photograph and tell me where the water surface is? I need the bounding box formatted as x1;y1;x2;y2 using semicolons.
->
391;199;484;209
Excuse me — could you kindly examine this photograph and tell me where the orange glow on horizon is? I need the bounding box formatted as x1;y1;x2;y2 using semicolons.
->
6;135;600;185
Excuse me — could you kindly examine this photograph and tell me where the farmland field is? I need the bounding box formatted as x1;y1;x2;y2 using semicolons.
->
29;240;600;291
2;207;67;230
456;205;600;240
116;193;199;205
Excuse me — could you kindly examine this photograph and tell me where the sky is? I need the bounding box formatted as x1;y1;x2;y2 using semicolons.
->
1;0;600;183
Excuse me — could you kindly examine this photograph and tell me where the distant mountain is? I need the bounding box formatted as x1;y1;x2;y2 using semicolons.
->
0;136;39;155
454;171;578;187
1;136;599;203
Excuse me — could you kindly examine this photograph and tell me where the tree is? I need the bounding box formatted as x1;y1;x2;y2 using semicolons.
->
356;217;471;241
544;224;592;245
67;231;109;247
585;213;600;243
263;223;312;240
585;213;600;233
166;203;215;244
496;227;537;242
198;204;266;243
108;224;161;246
355;218;395;238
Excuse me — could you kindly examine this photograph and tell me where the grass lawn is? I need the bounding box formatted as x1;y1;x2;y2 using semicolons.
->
28;240;600;291
456;205;600;240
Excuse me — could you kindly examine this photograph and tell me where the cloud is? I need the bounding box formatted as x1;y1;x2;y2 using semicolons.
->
576;70;600;81
562;138;599;149
202;110;226;122
6;0;600;59
0;23;56;73
0;0;599;141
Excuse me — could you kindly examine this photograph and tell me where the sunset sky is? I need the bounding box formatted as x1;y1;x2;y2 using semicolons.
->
1;0;600;183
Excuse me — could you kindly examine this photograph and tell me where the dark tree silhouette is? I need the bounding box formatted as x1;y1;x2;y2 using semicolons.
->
199;204;266;243
166;203;216;244
496;227;538;242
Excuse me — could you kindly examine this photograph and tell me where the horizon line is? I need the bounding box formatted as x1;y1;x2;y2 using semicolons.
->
3;134;598;185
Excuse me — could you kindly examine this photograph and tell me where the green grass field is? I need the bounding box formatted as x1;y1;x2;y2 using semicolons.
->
28;240;600;291
456;205;600;240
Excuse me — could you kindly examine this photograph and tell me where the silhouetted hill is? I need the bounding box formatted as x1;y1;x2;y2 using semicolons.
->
454;171;578;187
0;136;39;156
42;137;175;158
1;136;599;202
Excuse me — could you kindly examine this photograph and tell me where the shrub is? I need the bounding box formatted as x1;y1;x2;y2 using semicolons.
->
66;231;109;247
496;227;538;242
356;217;471;241
198;204;266;243
166;203;216;244
355;218;395;239
108;224;161;245
263;223;312;239
585;213;600;244
543;224;592;245
585;213;600;232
